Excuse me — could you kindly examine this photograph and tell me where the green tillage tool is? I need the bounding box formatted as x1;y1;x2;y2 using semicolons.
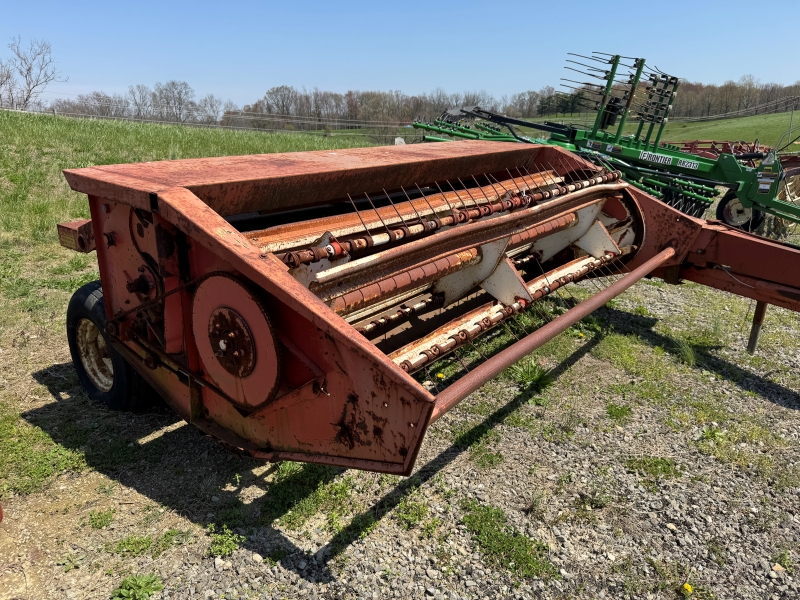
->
413;53;800;231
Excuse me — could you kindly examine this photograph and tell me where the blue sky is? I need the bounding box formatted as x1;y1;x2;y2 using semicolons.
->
2;0;799;106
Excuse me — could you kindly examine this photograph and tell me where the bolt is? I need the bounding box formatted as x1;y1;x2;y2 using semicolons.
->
233;351;240;357
219;340;227;351
228;332;235;338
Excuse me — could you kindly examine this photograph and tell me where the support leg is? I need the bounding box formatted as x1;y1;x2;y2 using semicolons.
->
746;301;768;354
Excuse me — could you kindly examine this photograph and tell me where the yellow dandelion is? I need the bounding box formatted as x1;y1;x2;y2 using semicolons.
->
437;373;445;379
682;583;693;595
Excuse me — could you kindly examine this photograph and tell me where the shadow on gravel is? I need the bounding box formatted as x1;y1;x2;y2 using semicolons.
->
595;305;800;411
23;332;599;579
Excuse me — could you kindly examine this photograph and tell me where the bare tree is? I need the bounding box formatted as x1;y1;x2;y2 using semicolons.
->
197;93;223;124
0;59;13;106
7;36;65;109
127;84;153;120
264;85;297;116
154;80;195;122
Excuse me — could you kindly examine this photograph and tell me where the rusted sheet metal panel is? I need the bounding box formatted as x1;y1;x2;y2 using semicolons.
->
57;219;96;252
64;141;545;217
679;266;800;313
684;223;800;288
154;186;434;473
623;186;703;270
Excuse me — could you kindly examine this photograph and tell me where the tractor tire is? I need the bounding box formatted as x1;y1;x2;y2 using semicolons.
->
66;281;155;411
716;190;765;232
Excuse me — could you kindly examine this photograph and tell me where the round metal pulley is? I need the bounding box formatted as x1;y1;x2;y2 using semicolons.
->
192;273;280;408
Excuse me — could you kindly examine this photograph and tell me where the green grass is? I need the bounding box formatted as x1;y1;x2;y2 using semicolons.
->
0;401;86;496
508;359;554;394
625;456;681;481
0;110;369;346
87;508;115;529
394;493;429;530
111;574;163;600
206;524;245;557
113;535;153;557
517;110;799;148
606;403;633;423
151;529;194;557
771;549;795;574
460;499;557;580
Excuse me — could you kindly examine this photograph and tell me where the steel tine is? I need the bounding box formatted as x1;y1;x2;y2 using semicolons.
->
456;177;481;208
363;192;394;238
347;193;372;236
399;185;427;225
382;187;411;229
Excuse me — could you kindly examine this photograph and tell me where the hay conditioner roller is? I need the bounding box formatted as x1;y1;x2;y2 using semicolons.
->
58;141;800;475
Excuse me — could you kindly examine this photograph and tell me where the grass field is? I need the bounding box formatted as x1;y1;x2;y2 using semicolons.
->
502;111;800;148
0;110;370;346
2;108;800;598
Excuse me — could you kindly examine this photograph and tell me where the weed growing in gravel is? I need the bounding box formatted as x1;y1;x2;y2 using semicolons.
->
421;517;443;538
349;511;379;540
606;403;632;423
525;490;548;521
216;499;248;528
111;574;163;600
460;499;556;580
0;401;86;496
114;535;153;557
625;456;681;490
263;548;288;567
771;549;795;574
706;538;729;566
87;508;115;529
206;524;245;557
56;552;85;572
508;359;554;394
394;494;429;530
578;486;612;510
97;481;117;496
672;338;697;367
542;406;582;443
452;422;504;468
258;462;344;528
151;529;194;557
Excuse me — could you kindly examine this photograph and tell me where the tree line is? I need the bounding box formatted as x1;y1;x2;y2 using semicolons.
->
2;36;799;131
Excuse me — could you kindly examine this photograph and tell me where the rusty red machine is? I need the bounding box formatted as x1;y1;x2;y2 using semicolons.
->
58;141;800;475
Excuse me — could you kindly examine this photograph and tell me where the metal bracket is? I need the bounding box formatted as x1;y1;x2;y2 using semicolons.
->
574;220;620;258
480;257;533;305
290;231;350;287
432;237;509;305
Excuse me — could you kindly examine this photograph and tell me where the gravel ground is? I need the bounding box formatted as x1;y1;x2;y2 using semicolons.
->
2;277;800;600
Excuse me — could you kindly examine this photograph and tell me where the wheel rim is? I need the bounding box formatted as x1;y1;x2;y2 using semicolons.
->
722;197;753;227
76;318;114;392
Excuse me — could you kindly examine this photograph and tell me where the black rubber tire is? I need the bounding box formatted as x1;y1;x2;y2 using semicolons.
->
716;190;765;231
67;281;154;411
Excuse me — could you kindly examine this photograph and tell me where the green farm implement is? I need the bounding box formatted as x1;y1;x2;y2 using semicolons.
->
413;53;800;233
